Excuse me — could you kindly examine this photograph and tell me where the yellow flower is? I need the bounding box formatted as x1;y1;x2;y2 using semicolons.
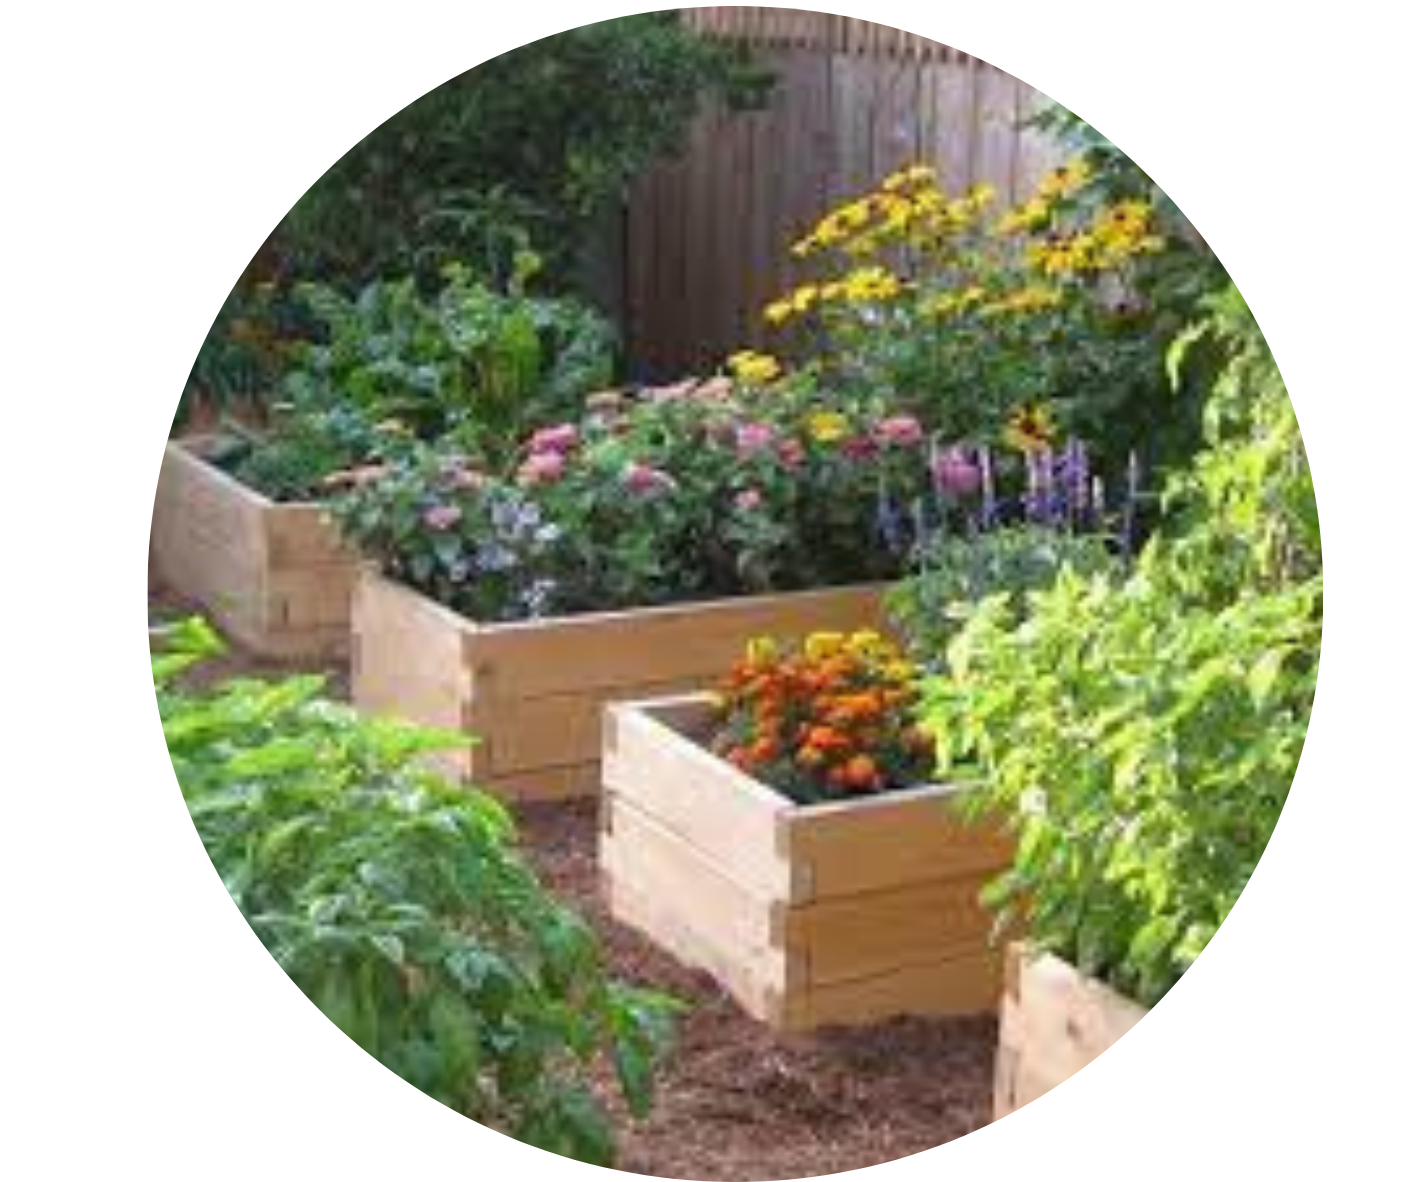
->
745;636;779;666
763;298;796;325
1005;402;1056;453
807;411;851;444
881;163;939;192
998;197;1051;235
728;350;783;385
981;285;1063;316
1036;156;1093;200
840;265;902;302
804;631;847;662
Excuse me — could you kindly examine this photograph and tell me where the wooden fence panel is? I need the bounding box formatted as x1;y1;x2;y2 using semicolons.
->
624;8;1066;379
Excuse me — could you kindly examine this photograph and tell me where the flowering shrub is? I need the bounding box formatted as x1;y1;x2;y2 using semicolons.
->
763;156;1214;480
331;372;939;621
707;630;932;804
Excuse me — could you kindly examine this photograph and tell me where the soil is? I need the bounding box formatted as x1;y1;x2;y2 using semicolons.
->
149;585;996;1179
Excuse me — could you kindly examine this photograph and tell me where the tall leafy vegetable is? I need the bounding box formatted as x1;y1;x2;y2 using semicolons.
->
921;284;1320;1006
154;619;678;1165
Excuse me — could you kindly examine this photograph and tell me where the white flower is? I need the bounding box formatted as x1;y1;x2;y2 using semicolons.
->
1019;787;1047;817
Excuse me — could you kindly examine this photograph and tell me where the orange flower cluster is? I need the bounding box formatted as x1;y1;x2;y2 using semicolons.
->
708;631;934;803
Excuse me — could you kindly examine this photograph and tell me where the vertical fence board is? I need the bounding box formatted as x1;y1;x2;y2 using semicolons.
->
625;8;1061;375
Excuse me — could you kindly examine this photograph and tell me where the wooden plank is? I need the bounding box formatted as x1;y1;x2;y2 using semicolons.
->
476;676;698;774
467;582;887;699
603;799;783;971
603;873;781;1021
777;946;1003;1032
784;784;1013;901
264;504;350;568
786;874;997;986
350;572;474;775
993;944;1149;1115
603;697;791;896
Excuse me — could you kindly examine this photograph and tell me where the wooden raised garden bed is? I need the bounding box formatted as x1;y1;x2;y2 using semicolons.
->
149;438;356;659
599;694;1014;1032
992;943;1150;1119
350;572;888;800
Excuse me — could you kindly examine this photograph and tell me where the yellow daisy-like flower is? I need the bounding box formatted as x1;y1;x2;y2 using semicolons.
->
728;350;784;385
804;631;847;662
881;163;939;192
981;285;1063;316
1004;402;1056;453
840;265;902;302
763;297;797;325
806;410;851;444
997;197;1052;235
1037;156;1093;200
745;636;779;666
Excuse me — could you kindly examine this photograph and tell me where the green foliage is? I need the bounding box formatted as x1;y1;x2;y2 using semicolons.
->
282;262;616;456
1026;102;1234;476
918;283;1321;1007
270;12;771;291
888;527;1117;671
154;618;679;1163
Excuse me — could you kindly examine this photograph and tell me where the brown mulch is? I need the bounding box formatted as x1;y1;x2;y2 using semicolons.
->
150;588;995;1179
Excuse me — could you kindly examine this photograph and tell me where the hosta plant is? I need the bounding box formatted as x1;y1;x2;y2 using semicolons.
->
153;618;679;1165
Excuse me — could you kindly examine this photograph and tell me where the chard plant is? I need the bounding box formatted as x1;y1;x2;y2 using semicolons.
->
154;618;679;1165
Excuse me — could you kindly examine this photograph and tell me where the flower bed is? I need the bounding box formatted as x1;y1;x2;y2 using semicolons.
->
599;693;1013;1031
351;572;888;799
992;943;1148;1118
149;438;357;658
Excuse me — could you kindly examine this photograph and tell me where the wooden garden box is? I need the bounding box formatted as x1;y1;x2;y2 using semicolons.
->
351;572;888;800
149;438;357;659
992;943;1150;1119
599;694;1015;1032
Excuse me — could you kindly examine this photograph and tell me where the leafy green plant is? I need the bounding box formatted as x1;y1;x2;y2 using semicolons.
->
919;283;1320;1007
888;526;1116;672
154;618;679;1164
269;12;771;292
284;261;616;461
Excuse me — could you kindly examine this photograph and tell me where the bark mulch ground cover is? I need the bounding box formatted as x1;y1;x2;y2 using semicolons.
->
149;586;996;1179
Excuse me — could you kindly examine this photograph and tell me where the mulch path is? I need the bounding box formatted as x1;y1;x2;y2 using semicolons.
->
150;585;996;1179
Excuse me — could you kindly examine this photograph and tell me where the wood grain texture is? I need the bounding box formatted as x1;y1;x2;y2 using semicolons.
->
603;694;1015;1031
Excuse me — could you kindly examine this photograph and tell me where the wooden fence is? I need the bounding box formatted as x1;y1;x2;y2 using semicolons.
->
623;7;1066;378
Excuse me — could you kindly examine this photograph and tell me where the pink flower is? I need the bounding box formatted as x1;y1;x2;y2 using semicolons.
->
933;447;982;497
874;415;925;448
777;437;806;469
735;488;763;511
517;450;567;485
622;461;677;495
840;435;878;462
528;423;579;455
422;504;462;531
734;422;777;457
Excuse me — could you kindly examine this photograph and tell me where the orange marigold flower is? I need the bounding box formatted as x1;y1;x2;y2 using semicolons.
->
843;755;879;789
807;726;851;753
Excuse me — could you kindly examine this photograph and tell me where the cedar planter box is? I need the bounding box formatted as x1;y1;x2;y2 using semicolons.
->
351;571;888;800
992;943;1150;1119
599;694;1014;1032
149;438;357;659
